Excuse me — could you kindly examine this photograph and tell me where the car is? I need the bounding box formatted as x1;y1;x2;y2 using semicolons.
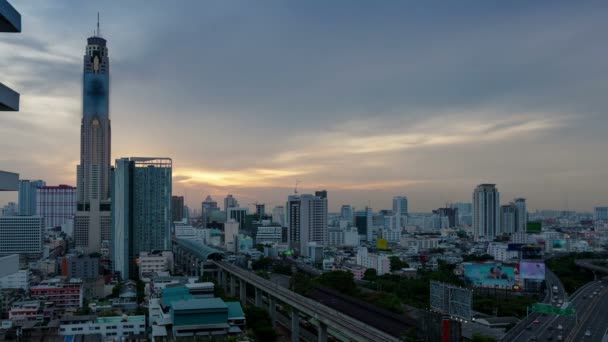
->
585;330;592;337
533;319;541;324
557;324;563;330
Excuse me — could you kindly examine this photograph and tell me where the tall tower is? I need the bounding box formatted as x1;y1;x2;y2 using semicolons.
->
74;19;112;254
473;184;500;241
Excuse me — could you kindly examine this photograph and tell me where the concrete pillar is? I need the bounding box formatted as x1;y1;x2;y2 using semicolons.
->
317;322;328;342
268;296;277;327
222;271;228;294
291;307;300;342
255;288;263;307
230;275;236;297
240;279;247;306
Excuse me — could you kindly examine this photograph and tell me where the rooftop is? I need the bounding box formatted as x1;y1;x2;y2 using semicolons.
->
225;302;245;319
172;298;227;311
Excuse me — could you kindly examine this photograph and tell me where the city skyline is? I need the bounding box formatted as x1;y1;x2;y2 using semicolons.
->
2;1;608;212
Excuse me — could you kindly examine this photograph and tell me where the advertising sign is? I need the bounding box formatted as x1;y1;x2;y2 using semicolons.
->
520;262;546;280
430;281;472;321
552;239;567;250
464;263;516;288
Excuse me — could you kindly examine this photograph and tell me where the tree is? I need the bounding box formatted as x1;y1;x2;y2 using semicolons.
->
136;280;145;303
290;272;314;295
389;256;408;271
111;283;123;298
251;257;272;271
363;268;378;281
471;333;497;342
244;306;277;342
316;271;357;295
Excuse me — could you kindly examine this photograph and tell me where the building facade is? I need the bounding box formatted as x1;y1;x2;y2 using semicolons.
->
514;198;527;232
36;185;76;228
473;184;500;241
500;204;516;235
18;179;46;215
271;206;285;227
0;216;43;258
112;157;172;280
287;193;328;257
62;255;99;279
223;194;238;210
172;196;184;222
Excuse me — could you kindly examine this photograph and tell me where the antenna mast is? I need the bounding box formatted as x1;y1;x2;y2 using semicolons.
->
97;12;100;37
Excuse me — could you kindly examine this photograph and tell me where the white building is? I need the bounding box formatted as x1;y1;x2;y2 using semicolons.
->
0;216;44;259
174;222;205;244
381;228;401;242
399;237;439;250
473;184;500;241
0;270;30;291
59;315;146;338
486;243;518;262
224;219;239;253
272;206;285;227
139;251;174;279
1;202;17;217
514;198;527;232
36;185;77;228
255;226;283;245
356;247;390;276
0;254;19;278
18;180;46;216
288;193;328;257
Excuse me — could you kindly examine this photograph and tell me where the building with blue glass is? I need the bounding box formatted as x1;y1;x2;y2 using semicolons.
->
112;157;172;280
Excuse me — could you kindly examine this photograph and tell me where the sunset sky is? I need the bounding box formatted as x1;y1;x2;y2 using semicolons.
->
1;1;607;212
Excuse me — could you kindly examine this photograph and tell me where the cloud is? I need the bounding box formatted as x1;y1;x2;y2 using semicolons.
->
173;167;316;188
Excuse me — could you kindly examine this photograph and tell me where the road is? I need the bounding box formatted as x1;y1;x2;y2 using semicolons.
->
567;282;608;342
506;269;567;341
513;279;606;341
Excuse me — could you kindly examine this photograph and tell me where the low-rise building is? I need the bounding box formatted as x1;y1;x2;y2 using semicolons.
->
62;254;99;279
0;270;29;291
356;247;390;276
341;264;367;280
30;278;83;316
139;251;174;280
58;314;146;338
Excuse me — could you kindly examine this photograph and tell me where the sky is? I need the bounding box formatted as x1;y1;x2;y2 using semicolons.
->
1;1;607;213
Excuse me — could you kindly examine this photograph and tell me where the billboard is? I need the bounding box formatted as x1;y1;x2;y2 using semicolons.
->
520;262;546;280
464;263;516;288
430;281;472;321
527;221;542;233
552;239;567;250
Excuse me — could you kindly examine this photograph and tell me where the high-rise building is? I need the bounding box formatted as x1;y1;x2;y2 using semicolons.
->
392;196;408;216
453;202;473;227
473;184;500;241
255;203;265;218
432;207;458;228
112;157;172;280
1;202;17;217
74;26;112;254
355;207;373;238
287;193;328;257
224;219;239;253
0;216;43;259
36;185;76;228
595;207;608;222
340;205;354;225
172;196;184;222
18;179;45;215
500;204;516;235
201;195;219;225
223;194;238;211
514;198;527;232
226;207;248;229
272;206;285;227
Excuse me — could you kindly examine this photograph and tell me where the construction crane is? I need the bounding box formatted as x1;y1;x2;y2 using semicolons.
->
294;180;302;194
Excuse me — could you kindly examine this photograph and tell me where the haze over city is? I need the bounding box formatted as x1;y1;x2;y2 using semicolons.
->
2;1;608;212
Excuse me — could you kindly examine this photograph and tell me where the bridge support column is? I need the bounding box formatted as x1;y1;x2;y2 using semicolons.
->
291;307;300;342
239;279;246;306
268;296;277;327
218;270;224;288
230;274;236;296
222;271;228;294
255;288;263;307
317;322;327;342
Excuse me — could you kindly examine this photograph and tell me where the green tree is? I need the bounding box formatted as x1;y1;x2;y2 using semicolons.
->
316;271;357;295
389;256;408;271
136;280;145;303
111;283;122;298
363;268;378;281
290;272;314;295
251;257;272;271
471;333;497;342
244;306;277;342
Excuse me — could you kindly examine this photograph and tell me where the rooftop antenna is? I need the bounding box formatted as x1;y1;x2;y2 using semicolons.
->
294;180;301;194
97;12;100;37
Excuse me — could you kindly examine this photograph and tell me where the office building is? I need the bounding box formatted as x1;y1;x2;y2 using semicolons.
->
340;205;354;225
74;27;112;254
224;219;239;253
224;194;238;210
392;196;408;216
454;202;473;227
355;207;373;238
172;196;184;222
30;278;84;314
272;206;285;227
0;216;43;259
255;203;265;218
138;251;174;279
432;207;458;228
18;179;45;215
36;185;77;228
1;202;17;216
500;204;516;235
473;184;500;241
514;198;527;232
112;157;172;280
287;192;328;257
356;247;390;276
0;269;29;291
226;207;247;229
201;195;219;225
255;226;283;245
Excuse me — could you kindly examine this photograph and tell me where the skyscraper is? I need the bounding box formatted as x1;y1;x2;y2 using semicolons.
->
18;179;45;215
514;198;527;232
500;204;516;235
287;193;327;256
172;196;184;222
112;157;172;280
473;184;500;241
272;206;285;227
201;195;219;225
392;196;408;216
224;194;238;210
340;205;354;225
74;24;112;253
